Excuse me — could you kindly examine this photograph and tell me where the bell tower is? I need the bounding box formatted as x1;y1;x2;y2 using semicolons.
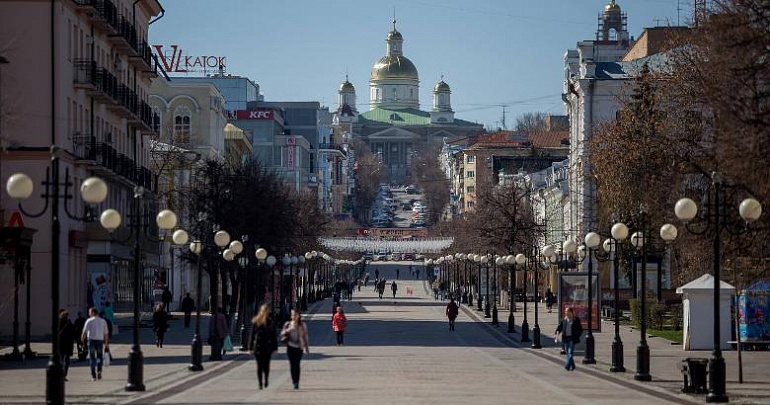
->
596;0;629;45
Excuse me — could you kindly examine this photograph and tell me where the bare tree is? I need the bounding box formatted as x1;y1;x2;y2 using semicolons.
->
514;112;548;132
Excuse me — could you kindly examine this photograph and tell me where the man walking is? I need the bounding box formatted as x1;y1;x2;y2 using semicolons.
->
181;293;195;328
161;287;173;314
81;307;109;381
391;281;398;298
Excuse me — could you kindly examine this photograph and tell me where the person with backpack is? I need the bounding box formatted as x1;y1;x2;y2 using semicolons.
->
248;304;278;390
332;305;348;346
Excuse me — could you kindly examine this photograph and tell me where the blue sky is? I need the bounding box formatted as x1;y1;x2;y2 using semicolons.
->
149;0;689;130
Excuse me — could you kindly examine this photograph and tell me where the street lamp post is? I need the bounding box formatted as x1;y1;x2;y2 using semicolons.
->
265;255;277;315
465;254;474;306
610;222;629;372
492;256;500;326
483;254;491;318
516;253;530;342
505;254;516;333
188;239;204;371
99;192;182;391
460;254;469;304
577;232;605;365
7;171;109;404
237;253;249;352
673;178;762;403
472;255;482;311
533;246;551;349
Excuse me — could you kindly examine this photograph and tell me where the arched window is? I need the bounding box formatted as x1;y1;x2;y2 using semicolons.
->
410;88;414;100
392;87;397;100
173;106;191;145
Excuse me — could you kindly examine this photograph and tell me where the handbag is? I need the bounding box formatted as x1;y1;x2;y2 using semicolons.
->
223;335;234;352
280;329;290;345
103;349;111;366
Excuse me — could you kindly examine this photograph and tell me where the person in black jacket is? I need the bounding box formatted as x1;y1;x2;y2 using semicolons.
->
58;309;76;380
153;304;169;348
555;307;583;371
249;304;278;390
181;293;195;328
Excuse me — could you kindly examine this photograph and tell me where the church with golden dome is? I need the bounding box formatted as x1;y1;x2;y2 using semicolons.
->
333;19;484;184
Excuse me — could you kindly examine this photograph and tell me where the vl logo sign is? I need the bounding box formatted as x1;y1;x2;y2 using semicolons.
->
152;44;226;73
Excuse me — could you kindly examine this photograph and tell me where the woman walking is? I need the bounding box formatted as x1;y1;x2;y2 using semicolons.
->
58;310;76;381
281;309;310;389
248;304;277;390
554;307;583;371
332;306;347;346
153;304;168;348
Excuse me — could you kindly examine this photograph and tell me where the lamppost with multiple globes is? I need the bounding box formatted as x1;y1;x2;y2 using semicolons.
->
491;255;500;325
673;176;763;403
98;188;183;391
505;254;517;333
609;222;629;372
627;212;677;382
6;171;110;403
532;247;550;349
574;232;607;365
515;253;530;342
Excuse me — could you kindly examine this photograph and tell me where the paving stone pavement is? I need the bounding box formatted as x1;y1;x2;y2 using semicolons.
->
1;263;768;404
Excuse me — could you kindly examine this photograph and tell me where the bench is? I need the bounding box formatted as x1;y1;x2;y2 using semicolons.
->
727;340;770;351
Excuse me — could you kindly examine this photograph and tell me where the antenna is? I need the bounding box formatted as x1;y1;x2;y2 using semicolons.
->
500;106;507;130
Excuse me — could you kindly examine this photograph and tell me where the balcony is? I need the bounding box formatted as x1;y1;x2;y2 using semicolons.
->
129;40;156;74
71;134;98;161
71;0;96;12
73;60;121;104
107;84;138;119
90;0;119;35
107;15;138;54
136;101;159;134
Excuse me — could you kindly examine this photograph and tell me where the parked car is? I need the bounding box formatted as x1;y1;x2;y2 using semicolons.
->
403;252;416;261
406;185;418;194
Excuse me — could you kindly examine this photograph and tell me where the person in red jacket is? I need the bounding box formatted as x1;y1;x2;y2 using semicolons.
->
332;305;348;346
446;297;459;331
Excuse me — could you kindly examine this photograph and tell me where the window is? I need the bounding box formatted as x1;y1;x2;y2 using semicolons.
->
467;201;475;209
466;170;475;178
392;87;397;100
467;186;475;194
467;155;475;163
173;106;192;144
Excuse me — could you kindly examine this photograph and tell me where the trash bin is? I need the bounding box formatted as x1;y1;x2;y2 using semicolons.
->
681;358;708;394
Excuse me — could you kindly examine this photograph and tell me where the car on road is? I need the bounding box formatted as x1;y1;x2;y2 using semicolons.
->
403;252;415;261
374;251;387;261
406;185;418;194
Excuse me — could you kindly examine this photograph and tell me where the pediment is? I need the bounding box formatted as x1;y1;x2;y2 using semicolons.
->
368;127;421;140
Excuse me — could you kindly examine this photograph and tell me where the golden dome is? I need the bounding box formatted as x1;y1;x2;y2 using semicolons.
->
370;55;418;80
433;80;450;92
604;0;620;12
339;80;355;92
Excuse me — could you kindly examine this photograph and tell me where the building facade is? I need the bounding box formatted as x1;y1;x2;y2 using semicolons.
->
0;0;165;335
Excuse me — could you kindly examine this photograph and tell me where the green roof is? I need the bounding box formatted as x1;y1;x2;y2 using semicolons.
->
359;107;480;127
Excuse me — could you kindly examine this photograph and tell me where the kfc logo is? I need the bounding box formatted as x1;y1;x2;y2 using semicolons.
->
235;110;274;120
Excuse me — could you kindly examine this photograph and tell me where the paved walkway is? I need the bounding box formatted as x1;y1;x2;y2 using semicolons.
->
0;263;768;404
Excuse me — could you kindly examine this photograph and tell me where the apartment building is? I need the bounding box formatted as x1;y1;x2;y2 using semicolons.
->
0;0;165;335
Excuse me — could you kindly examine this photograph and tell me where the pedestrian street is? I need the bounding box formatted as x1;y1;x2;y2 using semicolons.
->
126;265;694;405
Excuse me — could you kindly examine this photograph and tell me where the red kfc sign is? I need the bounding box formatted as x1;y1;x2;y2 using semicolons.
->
235;110;274;120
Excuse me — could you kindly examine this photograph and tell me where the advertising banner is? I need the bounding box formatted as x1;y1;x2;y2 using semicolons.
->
559;272;601;332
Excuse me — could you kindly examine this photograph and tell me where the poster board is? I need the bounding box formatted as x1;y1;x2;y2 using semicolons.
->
559;272;601;332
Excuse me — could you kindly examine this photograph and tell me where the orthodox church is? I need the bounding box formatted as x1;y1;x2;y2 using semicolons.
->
333;20;484;184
